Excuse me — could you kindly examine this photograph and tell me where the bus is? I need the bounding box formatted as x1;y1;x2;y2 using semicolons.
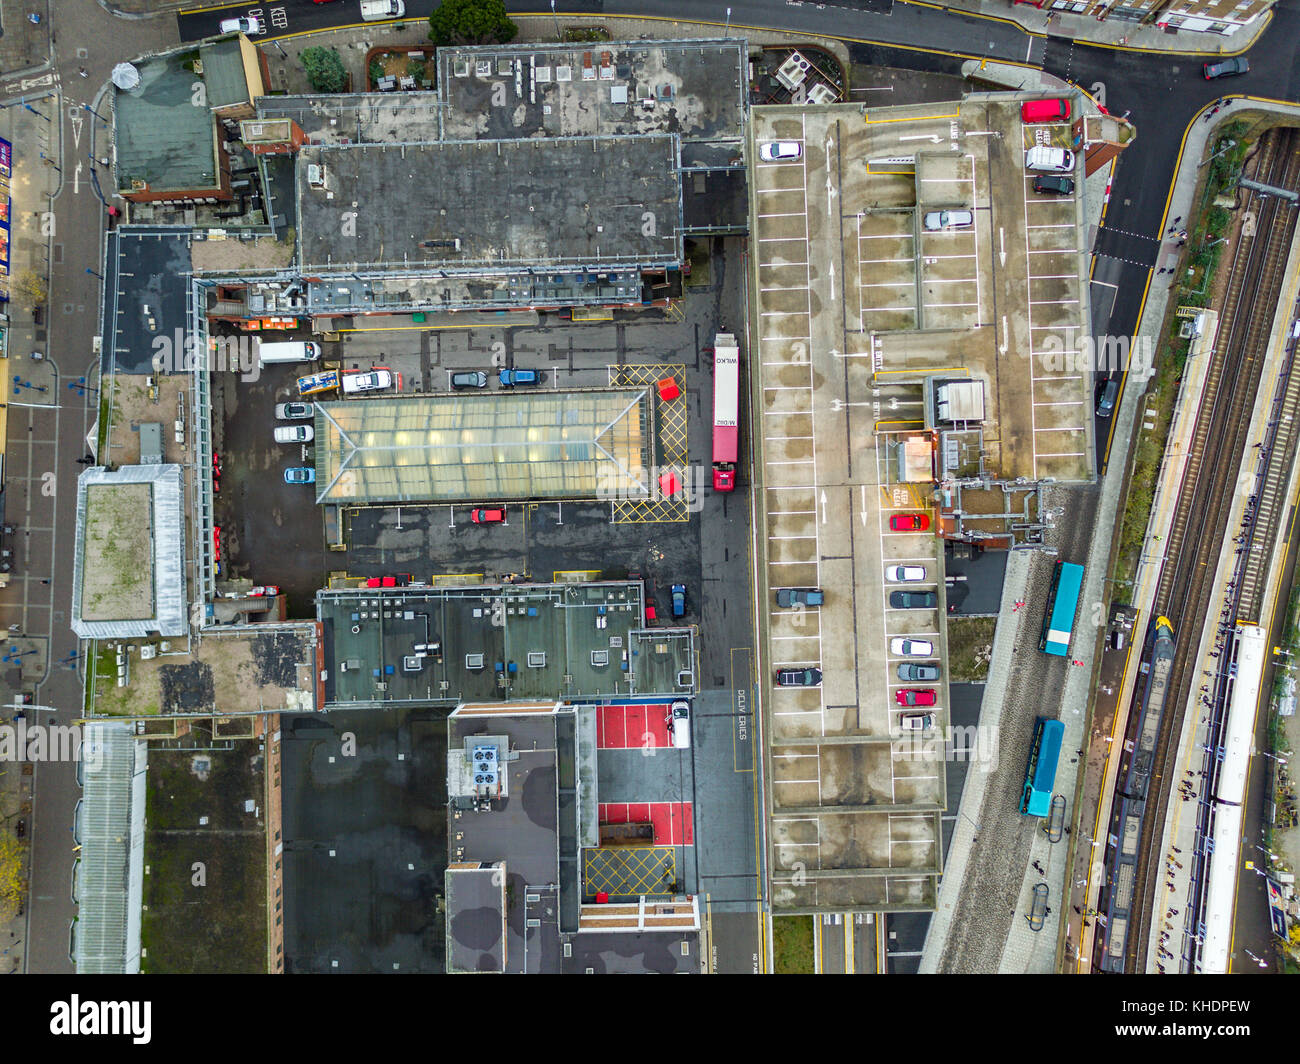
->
1020;717;1064;817
1039;560;1084;657
712;333;740;491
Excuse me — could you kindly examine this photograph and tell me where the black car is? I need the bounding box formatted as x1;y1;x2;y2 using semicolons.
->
889;590;937;609
1203;56;1249;80
1032;175;1075;196
450;370;488;389
1096;378;1119;417
898;662;941;682
775;667;823;687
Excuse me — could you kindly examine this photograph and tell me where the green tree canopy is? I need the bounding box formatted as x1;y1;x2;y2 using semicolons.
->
300;47;347;94
428;0;518;46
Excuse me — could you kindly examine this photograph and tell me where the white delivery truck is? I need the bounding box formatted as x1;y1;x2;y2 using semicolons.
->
258;341;322;365
360;0;404;20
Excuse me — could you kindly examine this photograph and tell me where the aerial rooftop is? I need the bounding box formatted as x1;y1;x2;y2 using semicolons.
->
312;389;655;506
72;465;187;639
294;136;683;272
438;39;745;159
318;581;696;707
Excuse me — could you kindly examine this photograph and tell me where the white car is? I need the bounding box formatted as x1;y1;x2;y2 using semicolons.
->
923;210;974;231
901;712;935;731
885;565;926;583
759;141;802;162
274;424;313;444
668;700;691;749
342;369;394;394
219;16;263;34
890;637;934;657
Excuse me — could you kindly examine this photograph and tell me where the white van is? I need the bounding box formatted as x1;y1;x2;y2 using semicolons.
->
360;0;404;20
668;701;691;749
258;341;322;365
1024;146;1075;173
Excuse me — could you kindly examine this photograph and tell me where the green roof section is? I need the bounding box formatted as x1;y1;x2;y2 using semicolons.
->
313;389;655;506
199;36;253;111
114;50;219;194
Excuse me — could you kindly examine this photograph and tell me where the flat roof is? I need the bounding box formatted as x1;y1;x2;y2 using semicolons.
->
437;39;746;149
319;581;696;707
256;93;441;145
312;389;655;506
113;50;219;195
445;865;506;974
72;465;187;639
295;136;683;272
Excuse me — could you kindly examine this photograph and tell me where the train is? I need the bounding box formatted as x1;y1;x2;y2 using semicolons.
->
1198;624;1267;974
1098;616;1175;974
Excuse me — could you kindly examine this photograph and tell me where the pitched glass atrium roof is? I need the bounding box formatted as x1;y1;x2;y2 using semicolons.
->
313;389;654;505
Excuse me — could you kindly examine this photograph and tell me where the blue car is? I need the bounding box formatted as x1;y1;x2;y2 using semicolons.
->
499;368;540;387
671;584;686;618
284;467;316;484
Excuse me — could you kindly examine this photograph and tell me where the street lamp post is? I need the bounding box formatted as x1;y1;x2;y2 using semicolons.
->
725;6;732;35
23;103;50;122
551;0;561;41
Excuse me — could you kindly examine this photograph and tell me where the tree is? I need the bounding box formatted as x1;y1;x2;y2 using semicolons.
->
12;268;47;308
300;47;347;94
427;0;517;47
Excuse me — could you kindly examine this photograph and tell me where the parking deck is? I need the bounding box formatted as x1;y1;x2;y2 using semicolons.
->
750;95;1092;913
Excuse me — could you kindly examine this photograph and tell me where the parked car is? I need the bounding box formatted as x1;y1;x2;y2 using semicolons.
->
890;590;937;609
759;141;802;161
1020;98;1071;123
776;667;823;687
895;689;937;707
1033;174;1075;196
275;402;314;419
889;513;930;532
885;565;926;583
890;637;934;657
668;701;691;749
776;587;825;608
360;0;405;20
898;662;941;682
901;712;936;731
1024;146;1075;173
451;370;488;389
274;424;313;444
1203;56;1249;80
342;369;394;394
284;467;316;485
248;585;280;597
219;16;263;34
923;210;974;231
671;584;687;618
1096;378;1119;417
499;368;540;387
296;371;339;396
471;507;505;523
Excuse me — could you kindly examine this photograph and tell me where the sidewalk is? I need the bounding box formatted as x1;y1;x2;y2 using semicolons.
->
0;0;52;80
0;98;59;969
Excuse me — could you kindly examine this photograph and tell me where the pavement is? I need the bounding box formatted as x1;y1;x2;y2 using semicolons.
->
0;1;178;973
0;0;51;81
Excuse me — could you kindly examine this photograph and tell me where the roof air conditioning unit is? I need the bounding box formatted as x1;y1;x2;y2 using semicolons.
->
307;164;326;190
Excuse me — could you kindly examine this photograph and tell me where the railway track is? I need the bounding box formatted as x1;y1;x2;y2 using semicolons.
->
1122;128;1300;972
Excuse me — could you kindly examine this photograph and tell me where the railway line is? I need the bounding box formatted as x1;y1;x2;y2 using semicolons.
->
1096;127;1300;973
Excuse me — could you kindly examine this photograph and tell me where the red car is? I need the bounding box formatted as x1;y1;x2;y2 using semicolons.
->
895;689;937;707
889;513;930;532
471;508;505;524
